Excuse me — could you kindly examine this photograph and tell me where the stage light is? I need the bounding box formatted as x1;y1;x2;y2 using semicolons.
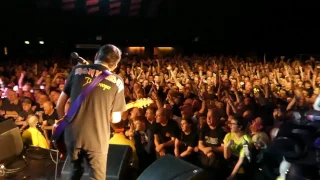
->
128;47;145;50
24;41;30;45
157;47;174;51
4;47;8;55
39;41;44;44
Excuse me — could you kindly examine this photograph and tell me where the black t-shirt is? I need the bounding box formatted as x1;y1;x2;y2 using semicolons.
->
19;109;34;120
43;110;59;126
34;103;44;112
177;131;198;153
146;120;156;134
199;125;226;148
63;64;126;153
0;98;22;112
154;119;180;144
134;129;155;156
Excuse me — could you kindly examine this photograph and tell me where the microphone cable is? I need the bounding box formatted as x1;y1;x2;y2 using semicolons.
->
0;156;27;176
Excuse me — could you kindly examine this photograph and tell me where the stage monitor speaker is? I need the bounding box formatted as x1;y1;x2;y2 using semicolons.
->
0;127;24;162
0;119;16;135
137;154;206;180
61;144;132;180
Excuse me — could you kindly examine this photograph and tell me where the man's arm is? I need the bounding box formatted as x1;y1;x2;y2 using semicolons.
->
56;66;73;119
42;120;55;130
174;138;180;157
211;145;224;153
145;129;154;153
56;92;69;119
198;140;209;153
3;111;18;116
162;137;175;148
154;134;160;147
180;146;194;157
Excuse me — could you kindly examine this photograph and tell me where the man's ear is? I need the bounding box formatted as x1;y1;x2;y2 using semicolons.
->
94;52;98;61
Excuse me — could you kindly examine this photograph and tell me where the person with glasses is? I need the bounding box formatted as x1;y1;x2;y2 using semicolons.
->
224;116;252;180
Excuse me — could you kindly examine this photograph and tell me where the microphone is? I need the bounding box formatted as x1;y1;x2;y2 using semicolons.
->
71;52;89;65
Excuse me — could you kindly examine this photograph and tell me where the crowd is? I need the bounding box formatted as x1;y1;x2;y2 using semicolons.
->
0;54;318;180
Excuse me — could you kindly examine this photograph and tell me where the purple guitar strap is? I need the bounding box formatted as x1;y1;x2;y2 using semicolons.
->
52;70;111;141
65;70;111;123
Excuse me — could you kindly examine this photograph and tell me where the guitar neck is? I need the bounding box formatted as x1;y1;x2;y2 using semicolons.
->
126;102;135;110
126;102;138;110
125;98;152;110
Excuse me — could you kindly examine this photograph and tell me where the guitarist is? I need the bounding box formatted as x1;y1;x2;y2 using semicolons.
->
56;44;126;180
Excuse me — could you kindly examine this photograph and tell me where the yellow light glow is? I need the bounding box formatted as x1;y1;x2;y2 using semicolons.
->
128;47;145;50
24;41;30;45
157;47;173;51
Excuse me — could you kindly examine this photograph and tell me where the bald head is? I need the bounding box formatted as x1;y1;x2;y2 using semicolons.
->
6;88;17;101
156;108;170;123
43;101;54;115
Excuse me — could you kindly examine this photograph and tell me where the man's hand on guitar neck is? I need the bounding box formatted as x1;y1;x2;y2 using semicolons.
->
54;116;65;124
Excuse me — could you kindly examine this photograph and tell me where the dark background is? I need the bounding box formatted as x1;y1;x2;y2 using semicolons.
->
0;1;319;57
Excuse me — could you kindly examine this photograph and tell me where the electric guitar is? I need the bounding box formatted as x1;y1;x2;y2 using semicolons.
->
52;98;154;156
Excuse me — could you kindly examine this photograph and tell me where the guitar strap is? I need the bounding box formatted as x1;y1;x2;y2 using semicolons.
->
65;70;111;123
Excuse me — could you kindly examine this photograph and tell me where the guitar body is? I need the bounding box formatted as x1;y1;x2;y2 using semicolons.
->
52;119;68;156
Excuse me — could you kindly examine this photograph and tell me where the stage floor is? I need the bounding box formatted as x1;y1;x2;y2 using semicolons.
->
0;149;65;180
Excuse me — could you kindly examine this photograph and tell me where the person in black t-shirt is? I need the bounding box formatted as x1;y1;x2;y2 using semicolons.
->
133;116;155;173
145;107;157;134
56;44;126;180
34;92;49;112
198;108;226;178
174;119;198;164
0;88;22;119
16;98;34;131
41;101;59;144
154;108;180;157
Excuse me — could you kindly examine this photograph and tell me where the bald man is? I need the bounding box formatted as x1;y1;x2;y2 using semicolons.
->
41;101;59;145
154;108;180;157
0;88;21;119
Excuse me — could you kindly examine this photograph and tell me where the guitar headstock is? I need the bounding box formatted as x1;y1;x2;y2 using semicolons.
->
134;98;154;108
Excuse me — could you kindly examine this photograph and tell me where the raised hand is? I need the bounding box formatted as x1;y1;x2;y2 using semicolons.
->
151;92;159;100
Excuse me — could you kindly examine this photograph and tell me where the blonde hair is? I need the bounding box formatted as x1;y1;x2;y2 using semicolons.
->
27;115;39;127
252;132;270;149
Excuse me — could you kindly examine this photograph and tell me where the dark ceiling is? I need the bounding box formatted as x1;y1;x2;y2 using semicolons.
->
0;1;319;52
